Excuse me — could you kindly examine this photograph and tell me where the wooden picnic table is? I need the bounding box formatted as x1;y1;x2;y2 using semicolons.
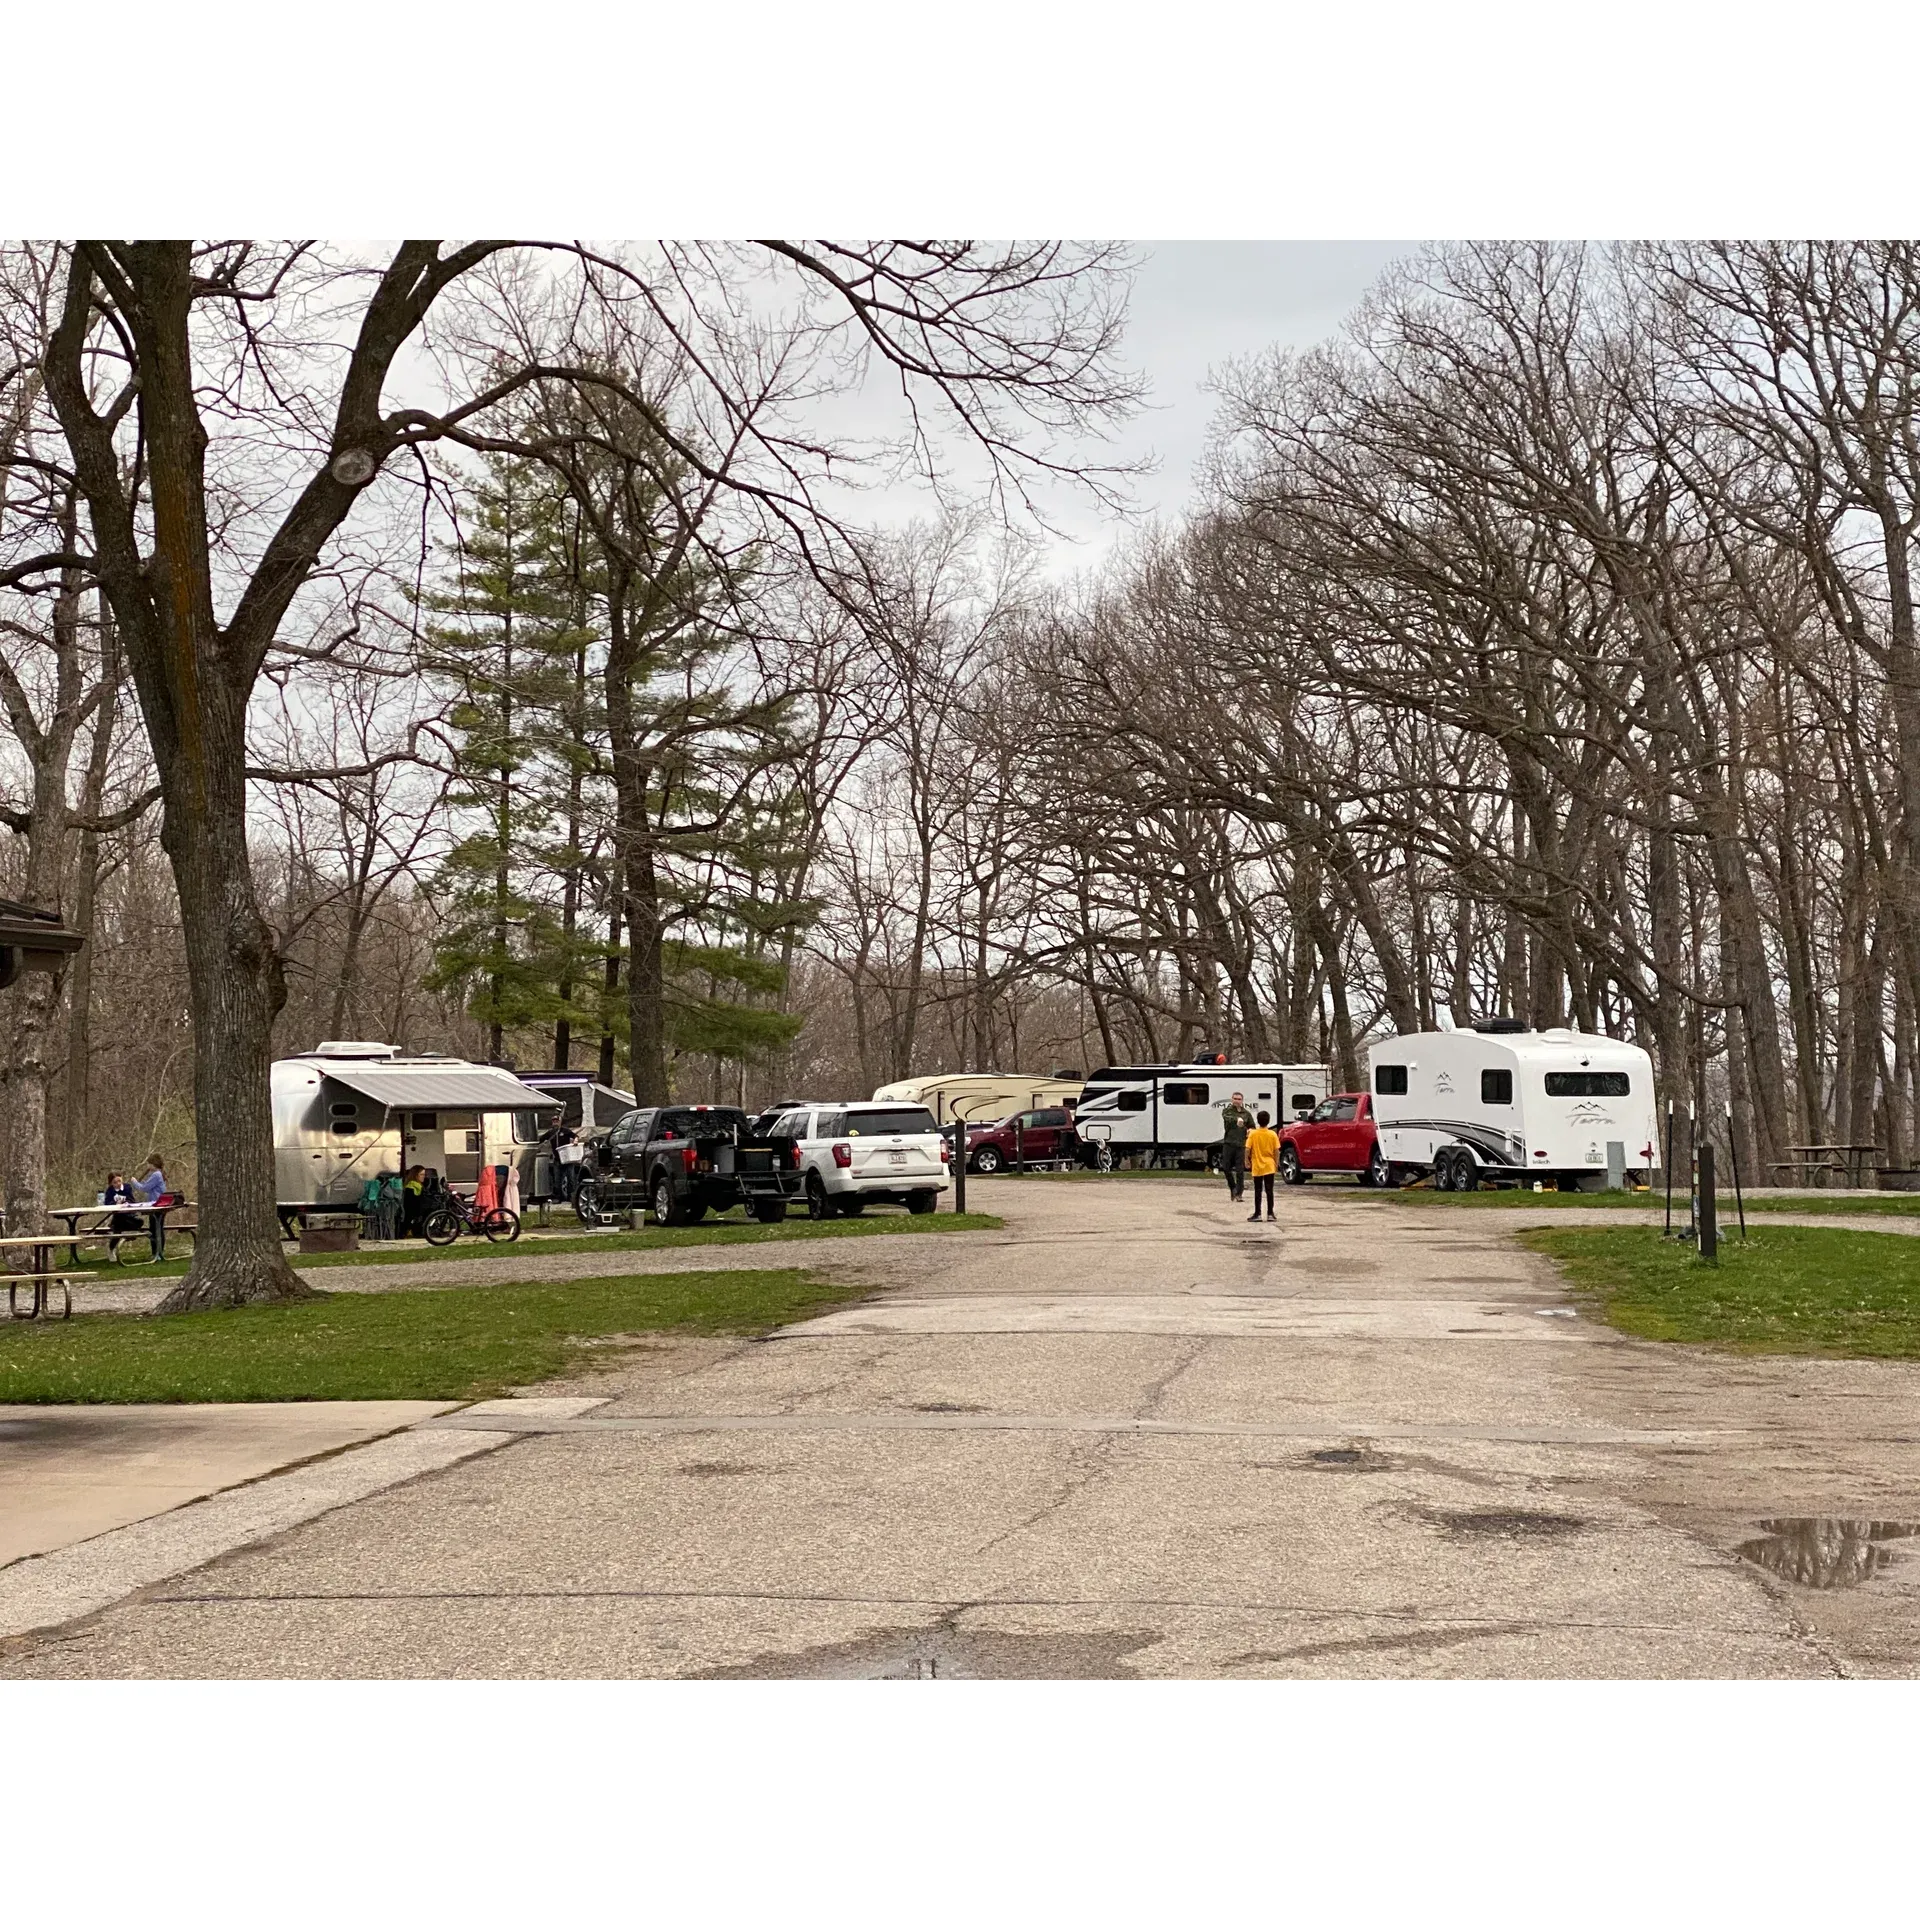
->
46;1201;193;1263
1779;1144;1883;1189
0;1234;84;1318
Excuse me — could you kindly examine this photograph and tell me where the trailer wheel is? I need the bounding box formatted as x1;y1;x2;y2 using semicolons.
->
1456;1154;1480;1192
1094;1141;1116;1173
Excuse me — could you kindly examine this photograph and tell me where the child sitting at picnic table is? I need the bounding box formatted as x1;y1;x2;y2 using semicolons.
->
102;1171;139;1239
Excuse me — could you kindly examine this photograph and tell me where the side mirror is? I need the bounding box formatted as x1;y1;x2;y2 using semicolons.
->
597;1144;613;1169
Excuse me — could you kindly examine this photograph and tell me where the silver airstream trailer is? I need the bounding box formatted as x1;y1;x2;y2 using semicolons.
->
271;1042;560;1231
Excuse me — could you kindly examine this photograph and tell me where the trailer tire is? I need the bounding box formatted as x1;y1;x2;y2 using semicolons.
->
1456;1153;1480;1192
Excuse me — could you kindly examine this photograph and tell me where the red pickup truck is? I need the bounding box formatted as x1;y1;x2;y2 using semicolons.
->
1279;1092;1393;1187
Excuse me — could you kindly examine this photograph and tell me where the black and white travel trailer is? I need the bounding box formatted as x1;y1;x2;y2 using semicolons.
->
1368;1022;1660;1190
1072;1060;1330;1169
512;1069;637;1200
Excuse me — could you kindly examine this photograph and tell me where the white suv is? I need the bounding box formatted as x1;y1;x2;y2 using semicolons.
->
758;1102;951;1219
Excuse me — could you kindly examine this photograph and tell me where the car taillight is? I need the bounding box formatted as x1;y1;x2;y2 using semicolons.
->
833;1143;852;1168
683;1145;698;1170
940;1144;950;1162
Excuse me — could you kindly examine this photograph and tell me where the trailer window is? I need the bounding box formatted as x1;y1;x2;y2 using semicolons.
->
329;1102;358;1119
410;1111;438;1130
1374;1065;1408;1096
1116;1090;1149;1111
1544;1072;1630;1097
329;1120;359;1136
1163;1084;1209;1105
511;1109;544;1143
1481;1069;1513;1105
1292;1094;1315;1111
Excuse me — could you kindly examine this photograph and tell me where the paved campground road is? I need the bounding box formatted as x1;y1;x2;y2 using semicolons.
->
7;1179;1920;1677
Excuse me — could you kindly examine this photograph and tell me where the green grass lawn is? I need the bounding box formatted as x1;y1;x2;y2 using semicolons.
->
0;1268;866;1403
1521;1223;1920;1358
1331;1185;1920;1217
63;1207;1003;1282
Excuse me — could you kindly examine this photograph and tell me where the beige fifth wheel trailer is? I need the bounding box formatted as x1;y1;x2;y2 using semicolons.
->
869;1071;1084;1126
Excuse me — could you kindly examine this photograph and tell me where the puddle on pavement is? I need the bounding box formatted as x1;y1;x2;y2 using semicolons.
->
1735;1519;1920;1591
1298;1447;1391;1472
698;1626;1161;1679
1426;1509;1591;1541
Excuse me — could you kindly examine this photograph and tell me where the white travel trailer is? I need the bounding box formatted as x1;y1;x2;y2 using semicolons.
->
270;1042;559;1228
1072;1061;1330;1169
1368;1022;1660;1190
869;1072;1085;1126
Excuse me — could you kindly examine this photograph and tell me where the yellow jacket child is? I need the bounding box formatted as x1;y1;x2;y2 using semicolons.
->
1246;1124;1280;1179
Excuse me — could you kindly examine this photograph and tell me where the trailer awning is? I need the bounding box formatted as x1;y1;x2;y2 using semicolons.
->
319;1064;562;1113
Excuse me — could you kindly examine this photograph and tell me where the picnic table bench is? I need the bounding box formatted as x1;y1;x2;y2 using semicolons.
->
0;1234;86;1319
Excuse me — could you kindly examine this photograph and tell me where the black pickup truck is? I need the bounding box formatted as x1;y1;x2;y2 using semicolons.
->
576;1103;804;1226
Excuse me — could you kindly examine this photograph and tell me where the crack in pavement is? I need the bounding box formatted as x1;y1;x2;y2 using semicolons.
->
86;1585;1813;1646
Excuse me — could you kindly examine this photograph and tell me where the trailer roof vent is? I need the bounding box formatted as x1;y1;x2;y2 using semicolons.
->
1472;1018;1530;1035
313;1040;400;1059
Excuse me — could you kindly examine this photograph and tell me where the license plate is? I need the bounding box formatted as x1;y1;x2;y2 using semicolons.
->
888;1150;907;1165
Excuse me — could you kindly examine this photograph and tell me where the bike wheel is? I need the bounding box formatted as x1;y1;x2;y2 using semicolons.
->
423;1209;461;1247
483;1208;521;1244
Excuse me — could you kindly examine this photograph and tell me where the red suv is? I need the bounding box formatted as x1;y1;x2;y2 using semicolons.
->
966;1105;1077;1173
1279;1092;1392;1186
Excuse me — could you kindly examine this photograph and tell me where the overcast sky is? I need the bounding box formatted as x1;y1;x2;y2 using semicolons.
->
1025;240;1413;569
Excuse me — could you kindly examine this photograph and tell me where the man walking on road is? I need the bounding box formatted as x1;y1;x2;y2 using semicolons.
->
1245;1109;1279;1222
1218;1091;1253;1204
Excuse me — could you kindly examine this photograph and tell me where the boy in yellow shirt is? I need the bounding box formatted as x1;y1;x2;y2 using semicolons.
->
1245;1110;1280;1222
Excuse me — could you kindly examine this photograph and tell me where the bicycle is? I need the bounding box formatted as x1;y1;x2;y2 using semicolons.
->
421;1189;521;1246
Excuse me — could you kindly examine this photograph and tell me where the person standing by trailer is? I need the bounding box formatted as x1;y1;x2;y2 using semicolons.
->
1219;1092;1254;1203
1245;1111;1280;1223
